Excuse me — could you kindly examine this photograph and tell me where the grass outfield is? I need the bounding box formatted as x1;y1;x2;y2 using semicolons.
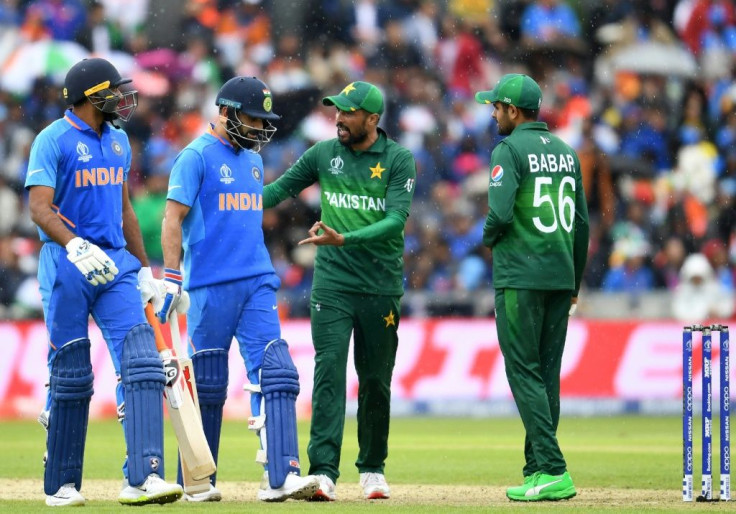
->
0;416;730;512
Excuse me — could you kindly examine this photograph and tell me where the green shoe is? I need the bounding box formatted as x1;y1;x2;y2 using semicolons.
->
506;471;576;501
505;473;538;499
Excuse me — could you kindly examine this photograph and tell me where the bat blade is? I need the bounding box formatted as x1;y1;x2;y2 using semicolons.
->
145;304;216;481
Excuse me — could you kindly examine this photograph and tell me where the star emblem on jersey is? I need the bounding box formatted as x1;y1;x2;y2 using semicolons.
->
383;310;396;327
252;166;261;182
111;141;123;155
341;83;357;96
370;162;386;179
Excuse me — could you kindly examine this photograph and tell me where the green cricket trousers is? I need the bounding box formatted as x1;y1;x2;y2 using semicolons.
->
495;288;572;477
307;289;400;482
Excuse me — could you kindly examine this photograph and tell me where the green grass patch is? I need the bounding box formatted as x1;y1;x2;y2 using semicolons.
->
0;415;725;511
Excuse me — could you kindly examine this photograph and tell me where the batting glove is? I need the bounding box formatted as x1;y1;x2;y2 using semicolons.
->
156;268;182;323
176;290;190;314
137;266;160;307
66;237;119;286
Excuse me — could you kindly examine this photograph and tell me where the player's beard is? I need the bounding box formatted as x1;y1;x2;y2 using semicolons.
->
337;123;368;147
496;119;512;136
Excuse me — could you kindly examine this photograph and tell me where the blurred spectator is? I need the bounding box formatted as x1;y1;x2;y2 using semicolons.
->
0;236;25;316
98;0;149;37
672;252;735;321
402;0;440;67
619;102;671;172
681;0;736;55
215;0;273;69
701;237;735;290
2;0;736;319
579;118;616;229
24;0;86;41
601;242;655;293
520;0;582;45
435;16;487;97
75;1;125;53
652;236;688;289
0;175;20;236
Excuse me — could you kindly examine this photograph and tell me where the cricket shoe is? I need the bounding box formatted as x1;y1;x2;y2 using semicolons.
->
307;474;337;501
506;471;576;501
505;473;537;498
360;472;390;499
257;472;319;502
183;484;221;502
46;483;85;507
118;473;183;505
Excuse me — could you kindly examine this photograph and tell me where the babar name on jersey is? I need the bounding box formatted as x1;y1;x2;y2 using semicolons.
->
218;192;263;211
323;190;386;211
528;152;576;174
74;167;124;187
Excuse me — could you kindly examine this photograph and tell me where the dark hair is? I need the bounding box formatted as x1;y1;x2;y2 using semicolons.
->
518;107;539;120
498;103;539;120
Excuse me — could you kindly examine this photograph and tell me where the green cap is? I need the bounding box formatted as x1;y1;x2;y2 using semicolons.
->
475;74;542;110
322;81;384;115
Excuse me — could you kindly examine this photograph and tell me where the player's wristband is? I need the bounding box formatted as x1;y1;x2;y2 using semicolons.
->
163;268;182;286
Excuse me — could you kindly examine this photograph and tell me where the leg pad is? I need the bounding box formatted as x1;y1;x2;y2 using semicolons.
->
122;323;166;486
261;339;301;489
44;338;93;495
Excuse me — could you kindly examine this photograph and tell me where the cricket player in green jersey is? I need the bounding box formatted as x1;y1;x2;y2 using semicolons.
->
263;81;416;501
475;74;589;502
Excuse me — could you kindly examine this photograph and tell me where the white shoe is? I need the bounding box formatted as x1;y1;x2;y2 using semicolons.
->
257;471;319;502
46;483;85;507
183;484;222;502
118;473;183;505
360;472;390;499
308;474;336;501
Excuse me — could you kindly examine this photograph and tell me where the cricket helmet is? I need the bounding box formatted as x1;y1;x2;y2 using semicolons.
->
63;58;137;121
215;76;280;152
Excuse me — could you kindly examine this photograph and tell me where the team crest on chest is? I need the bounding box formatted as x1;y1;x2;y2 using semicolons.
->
252;166;261;182
220;163;234;184
369;162;386;179
111;140;123;155
76;141;92;163
329;156;344;175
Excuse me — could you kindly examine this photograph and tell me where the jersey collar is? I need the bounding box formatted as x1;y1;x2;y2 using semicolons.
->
207;123;236;151
351;127;388;155
513;121;549;133
63;109;110;135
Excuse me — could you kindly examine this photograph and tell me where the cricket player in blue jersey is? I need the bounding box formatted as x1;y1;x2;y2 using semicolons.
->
25;58;182;507
157;76;319;502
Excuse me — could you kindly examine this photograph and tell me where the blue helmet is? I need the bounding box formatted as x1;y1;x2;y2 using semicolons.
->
63;58;137;121
215;76;280;151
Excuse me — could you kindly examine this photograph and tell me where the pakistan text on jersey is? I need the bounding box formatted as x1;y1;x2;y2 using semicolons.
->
528;153;576;174
218;192;263;211
323;191;386;211
74;167;125;187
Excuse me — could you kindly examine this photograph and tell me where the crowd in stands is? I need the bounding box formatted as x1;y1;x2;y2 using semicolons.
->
1;0;735;319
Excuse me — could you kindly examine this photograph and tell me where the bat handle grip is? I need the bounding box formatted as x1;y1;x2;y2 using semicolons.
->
169;311;188;357
145;303;168;353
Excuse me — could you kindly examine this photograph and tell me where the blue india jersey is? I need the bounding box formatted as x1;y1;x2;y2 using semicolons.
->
25;110;130;249
168;125;275;289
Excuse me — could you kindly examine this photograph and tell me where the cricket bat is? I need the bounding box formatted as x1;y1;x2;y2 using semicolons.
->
168;312;213;494
144;304;216;482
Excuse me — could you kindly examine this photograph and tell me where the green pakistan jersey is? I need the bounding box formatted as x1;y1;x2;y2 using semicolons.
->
484;122;589;293
263;128;416;296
